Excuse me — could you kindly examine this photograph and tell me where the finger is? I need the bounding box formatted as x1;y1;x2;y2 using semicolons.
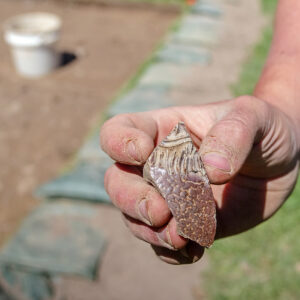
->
152;242;205;265
123;215;188;250
105;163;171;227
100;113;157;165
200;96;268;184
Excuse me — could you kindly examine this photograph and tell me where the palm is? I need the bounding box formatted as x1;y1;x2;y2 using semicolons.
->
150;104;298;238
211;168;297;238
101;97;299;264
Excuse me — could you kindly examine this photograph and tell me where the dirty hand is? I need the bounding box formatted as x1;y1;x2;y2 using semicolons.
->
100;96;299;264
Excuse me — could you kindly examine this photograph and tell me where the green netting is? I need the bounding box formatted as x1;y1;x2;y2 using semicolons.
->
0;201;106;279
138;62;192;86
170;15;220;46
36;161;111;203
0;266;54;300
107;84;173;117
156;43;211;64
35;2;221;204
191;1;222;17
1;2;225;298
36;85;173;202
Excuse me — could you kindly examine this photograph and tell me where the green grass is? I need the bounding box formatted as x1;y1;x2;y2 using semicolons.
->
231;26;273;96
204;184;300;300
261;0;278;14
204;0;300;299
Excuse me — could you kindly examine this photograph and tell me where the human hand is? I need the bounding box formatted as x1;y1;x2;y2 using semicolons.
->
100;96;299;264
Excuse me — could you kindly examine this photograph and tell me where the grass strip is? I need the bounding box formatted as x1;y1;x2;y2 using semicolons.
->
204;1;300;299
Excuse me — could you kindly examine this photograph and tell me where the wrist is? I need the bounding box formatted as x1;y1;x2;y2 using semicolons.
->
254;63;300;141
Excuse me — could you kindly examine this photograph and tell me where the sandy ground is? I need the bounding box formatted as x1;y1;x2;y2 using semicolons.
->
0;0;265;299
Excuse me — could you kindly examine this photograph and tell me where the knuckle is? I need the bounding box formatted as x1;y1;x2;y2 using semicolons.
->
111;113;136;126
100;113;131;143
103;165;115;193
100;118;115;142
234;96;272;140
104;165;123;207
113;189;125;208
139;186;153;202
226;117;252;138
112;179;131;208
123;215;152;243
235;95;270;119
135;187;153;211
234;95;256;105
141;188;170;227
234;95;263;109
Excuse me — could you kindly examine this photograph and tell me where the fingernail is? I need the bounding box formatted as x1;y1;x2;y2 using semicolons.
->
156;227;175;250
138;199;152;226
127;141;141;163
202;152;231;173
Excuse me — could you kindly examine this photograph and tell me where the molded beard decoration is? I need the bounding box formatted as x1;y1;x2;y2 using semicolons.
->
143;122;216;248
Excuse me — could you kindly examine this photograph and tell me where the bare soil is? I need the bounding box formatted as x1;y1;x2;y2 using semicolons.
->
62;1;265;300
0;0;177;244
0;0;265;299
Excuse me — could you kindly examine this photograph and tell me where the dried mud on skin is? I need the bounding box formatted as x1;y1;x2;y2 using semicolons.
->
143;122;216;247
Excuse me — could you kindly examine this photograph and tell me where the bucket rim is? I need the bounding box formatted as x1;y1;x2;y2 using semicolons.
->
3;12;61;47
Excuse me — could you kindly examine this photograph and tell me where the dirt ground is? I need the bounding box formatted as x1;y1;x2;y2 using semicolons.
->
0;0;177;245
0;0;265;299
62;1;265;300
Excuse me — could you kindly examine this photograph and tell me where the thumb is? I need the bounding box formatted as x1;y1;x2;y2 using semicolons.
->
199;97;267;184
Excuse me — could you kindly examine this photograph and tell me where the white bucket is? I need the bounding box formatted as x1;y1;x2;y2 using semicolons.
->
4;12;62;78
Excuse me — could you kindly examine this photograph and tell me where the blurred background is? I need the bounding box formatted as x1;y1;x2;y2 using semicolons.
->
0;0;299;299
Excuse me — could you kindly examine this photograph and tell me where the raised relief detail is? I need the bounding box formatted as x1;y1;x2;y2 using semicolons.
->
143;122;216;247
